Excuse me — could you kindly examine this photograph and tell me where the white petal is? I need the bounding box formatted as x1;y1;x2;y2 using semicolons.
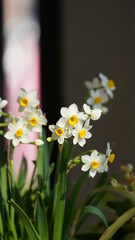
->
60;107;70;118
91;150;98;159
78;138;86;147
13;138;20;147
69;103;78;114
90;109;102;120
83;103;91;114
89;169;96;178
0;100;8;109
81;164;90;172
57;117;67;127
73;137;78;145
4;131;14;140
85;132;92;139
58;136;64;144
82;155;91;164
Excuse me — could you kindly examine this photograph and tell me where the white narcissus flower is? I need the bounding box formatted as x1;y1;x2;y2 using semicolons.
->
84;77;101;90
87;89;109;107
99;73;116;99
83;103;102;121
24;109;47;133
58;103;87;130
81;150;108;178
106;142;115;163
72;119;92;147
49;122;71;144
4;120;29;147
0;98;8;116
17;88;40;112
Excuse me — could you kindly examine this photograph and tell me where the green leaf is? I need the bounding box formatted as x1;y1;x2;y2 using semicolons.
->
36;191;49;240
78;205;108;230
99;207;135;240
63;173;87;239
16;156;27;190
9;199;41;240
36;128;52;196
53;141;69;240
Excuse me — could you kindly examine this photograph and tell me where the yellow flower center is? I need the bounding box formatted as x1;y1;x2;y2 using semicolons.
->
94;96;102;104
68;115;78;126
78;129;86;138
56;128;63;136
91;160;100;169
15;128;23;137
109;153;115;163
107;79;115;89
20;97;29;107
29;117;38;127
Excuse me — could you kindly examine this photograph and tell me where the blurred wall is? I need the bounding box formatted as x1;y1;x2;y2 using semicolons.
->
60;0;134;177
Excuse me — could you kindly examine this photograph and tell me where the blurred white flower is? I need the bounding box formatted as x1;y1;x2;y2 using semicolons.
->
83;103;102;121
106;142;115;163
81;150;108;178
84;77;101;90
17;88;40;112
0;98;8;116
4;120;29;147
99;73;116;99
72;119;92;147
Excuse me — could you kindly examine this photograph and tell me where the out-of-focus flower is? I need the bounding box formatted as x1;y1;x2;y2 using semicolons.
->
49;122;71;144
85;77;101;90
0;98;8;116
24;109;47;133
58;103;87;130
83;103;102;120
72;119;92;147
106;142;115;163
81;150;107;178
17;88;40;112
4;120;29;147
86;89;109;114
99;73;116;99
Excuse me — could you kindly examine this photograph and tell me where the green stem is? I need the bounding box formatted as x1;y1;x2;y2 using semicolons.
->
0;122;9;127
52;143;63;219
99;207;135;240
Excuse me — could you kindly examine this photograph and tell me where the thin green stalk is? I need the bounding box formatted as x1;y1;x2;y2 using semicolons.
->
99;207;135;240
0;123;9;127
52;144;63;219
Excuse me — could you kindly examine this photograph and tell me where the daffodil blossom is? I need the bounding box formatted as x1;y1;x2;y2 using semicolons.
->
83;103;102;121
49;122;71;144
4;120;29;147
99;73;116;99
0;98;8;116
17;88;40;112
106;142;115;163
58;103;87;130
81;150;108;178
24;109;47;133
86;89;109;113
84;77;101;90
72;119;92;147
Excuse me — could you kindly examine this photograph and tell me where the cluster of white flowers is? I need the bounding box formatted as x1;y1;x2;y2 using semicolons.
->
48;103;102;147
81;142;115;178
85;73;116;114
4;88;47;147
